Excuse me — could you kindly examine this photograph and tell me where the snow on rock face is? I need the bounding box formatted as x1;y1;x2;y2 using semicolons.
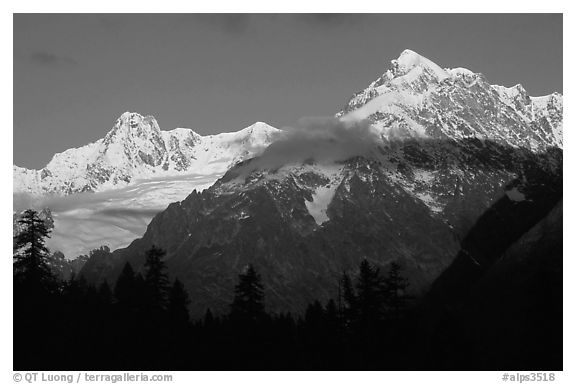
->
393;49;450;81
300;164;344;225
338;49;563;153
505;187;526;202
13;113;281;196
447;67;476;78
305;185;337;225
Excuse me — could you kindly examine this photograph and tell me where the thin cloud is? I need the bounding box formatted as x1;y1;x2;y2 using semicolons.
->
295;14;369;28
97;208;162;219
29;51;78;67
197;14;368;34
233;116;379;174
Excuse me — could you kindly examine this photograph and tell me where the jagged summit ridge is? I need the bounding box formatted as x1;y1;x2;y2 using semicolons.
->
392;49;450;81
14;49;563;200
338;49;563;151
13;113;281;195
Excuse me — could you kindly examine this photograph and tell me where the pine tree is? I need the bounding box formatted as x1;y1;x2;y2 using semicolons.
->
143;246;170;310
114;262;136;306
383;262;409;319
230;264;265;322
168;278;190;325
340;271;356;323
355;259;386;324
13;209;55;293
341;259;387;332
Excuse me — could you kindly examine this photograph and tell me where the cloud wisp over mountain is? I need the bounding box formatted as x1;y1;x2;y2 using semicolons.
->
13;172;219;258
240;117;378;172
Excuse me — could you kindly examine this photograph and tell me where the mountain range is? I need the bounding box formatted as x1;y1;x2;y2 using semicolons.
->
13;116;280;256
14;49;563;316
14;113;280;196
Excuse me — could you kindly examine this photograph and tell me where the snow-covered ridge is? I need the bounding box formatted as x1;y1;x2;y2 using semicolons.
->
394;49;451;81
14;112;281;196
338;49;563;151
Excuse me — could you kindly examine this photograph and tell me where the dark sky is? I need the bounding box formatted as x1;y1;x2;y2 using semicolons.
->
14;14;562;169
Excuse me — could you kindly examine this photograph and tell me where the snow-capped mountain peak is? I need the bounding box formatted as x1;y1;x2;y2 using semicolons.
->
337;49;454;123
108;112;165;141
13;114;281;196
212;121;278;142
391;49;450;81
338;48;563;151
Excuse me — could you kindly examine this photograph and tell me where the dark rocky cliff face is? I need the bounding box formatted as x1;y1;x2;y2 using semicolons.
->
421;172;562;370
80;138;561;317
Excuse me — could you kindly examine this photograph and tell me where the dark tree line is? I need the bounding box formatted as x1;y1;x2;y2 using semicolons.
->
12;210;432;370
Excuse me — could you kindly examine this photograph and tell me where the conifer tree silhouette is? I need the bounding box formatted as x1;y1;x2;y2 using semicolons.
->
340;259;387;335
13;209;59;370
143;245;170;310
13;209;55;293
168;278;190;325
340;271;356;325
355;259;386;324
230;264;265;322
114;262;137;307
383;261;409;319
